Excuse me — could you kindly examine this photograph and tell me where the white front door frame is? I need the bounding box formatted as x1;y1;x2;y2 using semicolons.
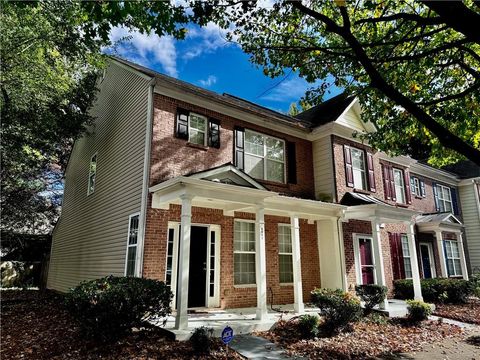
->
353;233;377;285
419;242;436;279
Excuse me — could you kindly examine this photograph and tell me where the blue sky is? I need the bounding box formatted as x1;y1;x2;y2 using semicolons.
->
108;24;341;113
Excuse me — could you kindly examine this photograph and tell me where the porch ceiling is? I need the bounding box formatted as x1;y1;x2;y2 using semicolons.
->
149;176;345;220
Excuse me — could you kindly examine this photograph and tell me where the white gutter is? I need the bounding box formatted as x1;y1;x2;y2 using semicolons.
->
137;77;156;277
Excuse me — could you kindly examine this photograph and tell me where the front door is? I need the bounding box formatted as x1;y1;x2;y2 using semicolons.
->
188;226;208;308
420;243;434;279
358;237;375;284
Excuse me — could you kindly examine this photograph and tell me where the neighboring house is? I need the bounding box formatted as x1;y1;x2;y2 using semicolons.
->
48;57;477;330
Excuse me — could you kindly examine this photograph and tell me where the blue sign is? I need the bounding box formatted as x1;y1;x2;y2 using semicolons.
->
221;326;234;344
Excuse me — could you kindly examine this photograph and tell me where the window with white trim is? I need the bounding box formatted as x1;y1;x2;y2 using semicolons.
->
278;224;293;283
234;221;256;285
188;113;207;145
436;184;453;212
244;129;285;183
393;168;406;204
445;240;462;277
125;214;139;276
401;235;412;278
351;147;367;190
87;153;97;195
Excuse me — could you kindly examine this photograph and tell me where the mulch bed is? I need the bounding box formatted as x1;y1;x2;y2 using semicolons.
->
433;298;480;325
1;290;241;359
259;316;464;359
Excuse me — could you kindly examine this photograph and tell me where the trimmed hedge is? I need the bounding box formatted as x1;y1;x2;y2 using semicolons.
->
65;276;173;339
355;284;388;314
406;300;432;322
394;278;472;304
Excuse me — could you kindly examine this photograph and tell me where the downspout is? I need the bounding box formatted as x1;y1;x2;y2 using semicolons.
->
137;77;156;277
337;211;348;291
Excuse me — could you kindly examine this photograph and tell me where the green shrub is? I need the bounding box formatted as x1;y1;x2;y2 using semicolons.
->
65;275;173;339
406;300;432;322
355;284;388;314
469;273;480;298
298;314;319;338
394;278;472;304
311;288;362;334
190;327;214;354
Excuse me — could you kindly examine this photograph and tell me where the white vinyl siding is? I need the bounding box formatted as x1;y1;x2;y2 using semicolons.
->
312;137;335;201
393;168;406;204
445;240;463;277
436;184;453;212
47;61;150;292
234;221;256;285
351;147;367;190
278;224;293;283
459;182;480;271
244;130;285;183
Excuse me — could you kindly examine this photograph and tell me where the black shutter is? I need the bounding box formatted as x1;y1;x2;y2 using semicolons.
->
287;141;297;184
451;187;459;215
175;108;189;140
208;119;220;148
234;127;245;170
366;152;376;192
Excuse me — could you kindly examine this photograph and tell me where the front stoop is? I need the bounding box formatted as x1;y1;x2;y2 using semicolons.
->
376;299;436;317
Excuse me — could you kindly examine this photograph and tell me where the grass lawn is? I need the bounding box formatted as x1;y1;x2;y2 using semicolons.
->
1;290;240;360
433;298;480;324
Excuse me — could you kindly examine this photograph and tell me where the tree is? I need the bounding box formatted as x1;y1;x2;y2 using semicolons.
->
1;1;189;232
195;0;480;166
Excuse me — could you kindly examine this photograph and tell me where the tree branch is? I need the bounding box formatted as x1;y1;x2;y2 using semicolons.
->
418;81;480;106
355;13;443;26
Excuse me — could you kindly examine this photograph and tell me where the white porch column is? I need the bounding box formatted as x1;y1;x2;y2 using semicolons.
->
457;232;469;280
290;214;304;314
255;205;268;320
174;194;193;330
435;230;448;277
371;219;388;310
406;222;423;301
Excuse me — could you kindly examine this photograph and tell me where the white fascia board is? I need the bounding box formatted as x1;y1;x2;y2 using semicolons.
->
377;153;416;167
409;163;459;186
153;81;309;140
188;164;267;190
308;122;369;142
458;177;480;186
109;58;154;82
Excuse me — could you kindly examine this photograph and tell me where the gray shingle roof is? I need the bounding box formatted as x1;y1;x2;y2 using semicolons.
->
295;92;356;126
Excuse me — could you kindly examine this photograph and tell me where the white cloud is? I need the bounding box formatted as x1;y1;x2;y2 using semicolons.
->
108;27;178;77
198;75;217;87
260;77;317;102
183;23;233;60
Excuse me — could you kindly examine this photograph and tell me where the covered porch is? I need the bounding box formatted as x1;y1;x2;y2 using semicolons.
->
149;164;346;330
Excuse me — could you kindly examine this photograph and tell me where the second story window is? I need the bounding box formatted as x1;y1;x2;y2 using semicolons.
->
435;184;453;212
344;145;376;192
87;153;97;195
188;113;207;145
244;129;285;183
175;108;220;148
410;176;426;198
351;147;367;190
393;168;406;204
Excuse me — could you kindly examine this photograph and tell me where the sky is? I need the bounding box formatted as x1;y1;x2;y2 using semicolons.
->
107;23;342;114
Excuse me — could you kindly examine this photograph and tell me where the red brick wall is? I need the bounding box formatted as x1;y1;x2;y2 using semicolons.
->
143;202;320;309
149;94;315;199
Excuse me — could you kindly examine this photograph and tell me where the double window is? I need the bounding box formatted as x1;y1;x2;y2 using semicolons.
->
175;108;220;148
444;240;462;277
233;221;256;285
435;184;453;212
87;153;97;195
125;214;139;277
278;224;294;283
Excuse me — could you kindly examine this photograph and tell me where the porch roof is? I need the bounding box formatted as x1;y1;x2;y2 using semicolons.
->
415;212;464;233
343;203;419;224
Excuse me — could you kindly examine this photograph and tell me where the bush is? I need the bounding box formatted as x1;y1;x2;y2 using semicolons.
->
394;278;472;304
298;314;319;338
311;288;362;334
469;273;480;298
355;284;388;314
190;327;214;354
406;300;432;322
65;275;173;339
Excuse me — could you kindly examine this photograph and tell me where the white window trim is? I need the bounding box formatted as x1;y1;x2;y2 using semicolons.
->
124;212;140;276
419;242;436;278
87;152;97;196
278;223;294;285
400;234;413;279
350;147;367;191
353;234;377;285
188;112;208;146
234;219;257;286
444;239;463;277
437;184;453;212
412;177;421;197
244;129;286;183
393;168;406;204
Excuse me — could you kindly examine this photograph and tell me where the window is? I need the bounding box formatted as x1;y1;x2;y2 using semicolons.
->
175;108;220;148
436;184;453;212
125;214;140;277
401;235;412;278
278;224;293;283
244;130;285;183
87;153;97;195
234;221;256;285
445;240;462;277
411;177;421;196
189;113;207;145
351;147;367;190
166;228;175;287
393;168;406;204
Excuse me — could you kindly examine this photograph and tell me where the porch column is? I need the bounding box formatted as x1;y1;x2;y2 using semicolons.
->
457;232;469;280
290;214;304;314
406;222;423;301
435;230;448;277
255;205;268;320
175;194;193;330
371;219;388;310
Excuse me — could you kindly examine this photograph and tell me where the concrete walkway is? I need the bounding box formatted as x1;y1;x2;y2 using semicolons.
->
229;334;304;360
